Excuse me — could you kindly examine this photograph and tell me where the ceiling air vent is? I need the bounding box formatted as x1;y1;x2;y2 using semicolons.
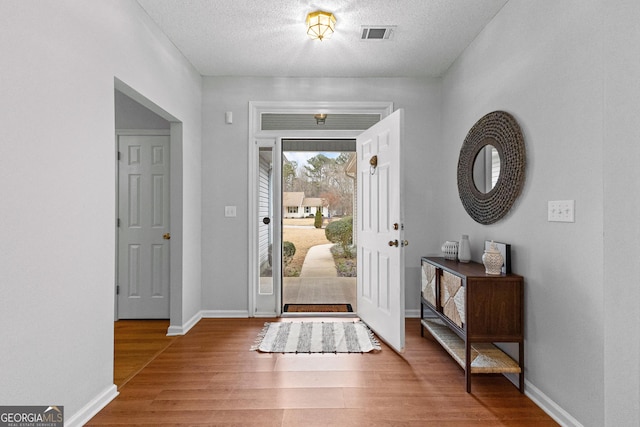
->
361;26;396;40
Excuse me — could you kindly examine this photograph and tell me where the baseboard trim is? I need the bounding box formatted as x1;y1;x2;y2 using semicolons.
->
405;309;420;318
167;309;426;333
201;310;250;318
167;310;252;336
65;384;118;427
525;380;583;427
255;311;277;317
167;311;202;336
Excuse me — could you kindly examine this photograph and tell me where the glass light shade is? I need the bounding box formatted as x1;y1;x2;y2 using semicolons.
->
314;113;327;124
306;11;336;41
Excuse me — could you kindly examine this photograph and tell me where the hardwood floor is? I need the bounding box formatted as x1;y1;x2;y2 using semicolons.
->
113;320;177;388
91;318;558;426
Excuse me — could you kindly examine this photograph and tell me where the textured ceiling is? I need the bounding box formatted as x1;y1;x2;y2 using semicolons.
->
135;0;509;78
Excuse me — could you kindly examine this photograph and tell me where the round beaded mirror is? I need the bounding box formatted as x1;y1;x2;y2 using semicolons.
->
457;111;526;225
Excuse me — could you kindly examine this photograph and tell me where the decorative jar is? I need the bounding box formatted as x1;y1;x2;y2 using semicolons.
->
482;241;504;275
441;241;459;260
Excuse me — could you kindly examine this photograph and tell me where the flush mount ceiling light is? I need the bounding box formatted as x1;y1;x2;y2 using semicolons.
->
314;113;327;125
306;11;336;41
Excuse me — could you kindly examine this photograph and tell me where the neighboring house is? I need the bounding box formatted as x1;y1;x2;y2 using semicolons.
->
283;192;328;218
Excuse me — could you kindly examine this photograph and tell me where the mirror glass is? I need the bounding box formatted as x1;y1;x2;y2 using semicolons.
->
472;145;500;193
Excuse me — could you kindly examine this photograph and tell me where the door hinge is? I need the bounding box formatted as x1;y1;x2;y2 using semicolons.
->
117;151;121;160
116;285;120;295
117;218;121;227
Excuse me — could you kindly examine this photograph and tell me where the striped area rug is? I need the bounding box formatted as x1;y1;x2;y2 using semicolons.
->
250;321;381;353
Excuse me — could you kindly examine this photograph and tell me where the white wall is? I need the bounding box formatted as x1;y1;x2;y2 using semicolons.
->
201;77;441;313
0;0;202;423
602;1;640;426
115;90;170;130
440;0;639;425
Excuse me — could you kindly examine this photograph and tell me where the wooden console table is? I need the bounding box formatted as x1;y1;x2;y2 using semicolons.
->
420;256;524;393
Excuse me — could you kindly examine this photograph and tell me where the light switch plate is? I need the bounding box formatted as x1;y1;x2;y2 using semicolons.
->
224;206;237;217
548;200;574;222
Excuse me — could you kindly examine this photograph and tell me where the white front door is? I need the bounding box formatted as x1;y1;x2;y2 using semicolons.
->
356;109;405;353
117;134;170;319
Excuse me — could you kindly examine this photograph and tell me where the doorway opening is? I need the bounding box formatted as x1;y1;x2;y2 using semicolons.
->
114;80;184;327
248;101;395;318
281;140;357;314
114;79;185;386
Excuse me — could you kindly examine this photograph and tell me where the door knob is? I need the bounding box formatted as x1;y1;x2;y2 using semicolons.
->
262;217;271;225
402;240;409;247
388;240;399;247
163;233;171;240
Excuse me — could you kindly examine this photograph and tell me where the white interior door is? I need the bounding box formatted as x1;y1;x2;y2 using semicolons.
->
356;109;405;353
117;134;170;319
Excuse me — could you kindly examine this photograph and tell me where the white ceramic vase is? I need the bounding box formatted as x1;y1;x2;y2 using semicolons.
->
482;241;504;275
458;235;471;263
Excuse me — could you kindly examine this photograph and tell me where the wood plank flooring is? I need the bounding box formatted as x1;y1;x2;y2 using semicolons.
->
91;318;558;426
113;319;176;388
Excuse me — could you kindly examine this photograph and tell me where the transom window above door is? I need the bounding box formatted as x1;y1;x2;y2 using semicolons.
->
261;114;380;131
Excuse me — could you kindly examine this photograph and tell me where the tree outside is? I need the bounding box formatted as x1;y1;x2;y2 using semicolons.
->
283;152;353;216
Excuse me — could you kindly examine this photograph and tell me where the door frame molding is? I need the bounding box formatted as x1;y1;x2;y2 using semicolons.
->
247;101;394;317
115;78;185;334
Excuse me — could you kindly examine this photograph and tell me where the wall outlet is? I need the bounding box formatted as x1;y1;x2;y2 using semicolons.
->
224;206;237;217
548;200;575;222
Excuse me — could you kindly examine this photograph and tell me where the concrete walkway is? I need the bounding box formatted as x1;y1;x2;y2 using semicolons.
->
285;243;356;309
299;243;337;277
